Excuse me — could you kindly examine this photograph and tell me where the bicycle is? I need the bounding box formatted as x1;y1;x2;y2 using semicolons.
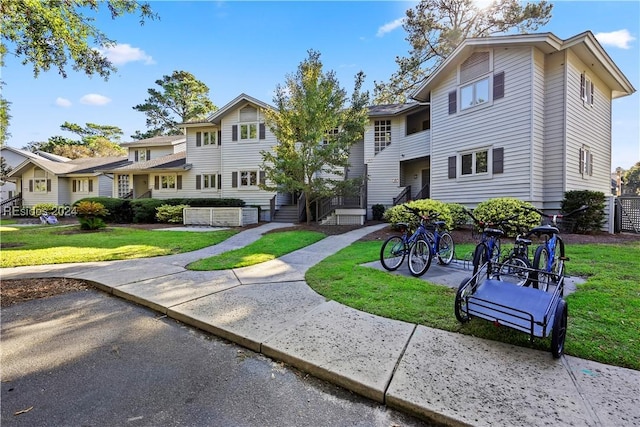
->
523;205;589;292
379;207;433;277
498;225;534;286
421;211;455;265
464;209;521;279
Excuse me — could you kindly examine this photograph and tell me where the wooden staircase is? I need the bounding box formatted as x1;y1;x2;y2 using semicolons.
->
273;205;299;223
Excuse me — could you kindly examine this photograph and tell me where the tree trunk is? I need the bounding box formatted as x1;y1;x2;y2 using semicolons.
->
305;193;312;225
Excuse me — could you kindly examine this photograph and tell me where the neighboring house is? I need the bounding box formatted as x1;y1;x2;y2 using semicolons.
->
7;155;129;209
103;135;188;198
1;146;45;203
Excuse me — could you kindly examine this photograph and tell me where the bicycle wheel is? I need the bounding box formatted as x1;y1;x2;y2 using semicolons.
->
497;255;531;286
532;245;550;292
408;238;432;277
490;238;501;264
472;243;488;277
380;235;406;271
551;299;568;358
437;232;455;265
551;238;565;281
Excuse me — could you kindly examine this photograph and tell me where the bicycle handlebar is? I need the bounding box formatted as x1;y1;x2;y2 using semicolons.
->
523;205;589;222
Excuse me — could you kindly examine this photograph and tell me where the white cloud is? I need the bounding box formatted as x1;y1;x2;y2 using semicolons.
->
98;43;155;65
377;17;404;37
55;97;72;107
80;94;111;106
595;29;636;49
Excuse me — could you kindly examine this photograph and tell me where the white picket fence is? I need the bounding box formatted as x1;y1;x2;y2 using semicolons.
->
183;207;258;227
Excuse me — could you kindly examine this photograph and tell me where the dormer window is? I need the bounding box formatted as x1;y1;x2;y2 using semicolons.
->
232;105;266;141
448;51;504;114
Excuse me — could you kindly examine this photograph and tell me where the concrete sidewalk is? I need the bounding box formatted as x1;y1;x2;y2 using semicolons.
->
2;223;638;426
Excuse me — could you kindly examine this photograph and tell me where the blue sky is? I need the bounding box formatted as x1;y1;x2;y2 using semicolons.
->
3;1;639;170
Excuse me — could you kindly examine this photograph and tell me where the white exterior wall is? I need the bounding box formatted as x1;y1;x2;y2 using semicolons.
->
542;51;568;209
430;47;534;204
98;175;114;197
365;116;404;210
20;165;59;207
347;139;365;179
564;50;612;196
181;126;223;199
531;48;546;203
398;129;431;161
219;106;277;208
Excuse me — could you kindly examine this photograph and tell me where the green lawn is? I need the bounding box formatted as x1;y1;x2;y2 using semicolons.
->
306;240;640;370
0;224;237;267
187;230;325;270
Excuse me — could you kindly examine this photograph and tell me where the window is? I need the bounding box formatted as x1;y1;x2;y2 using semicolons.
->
33;167;47;192
240;123;257;140
196;131;217;146
161;175;176;189
461;149;488;176
580;73;594;107
460;77;490;110
117;175;130;198
579;146;593;176
240;170;258;187
374;120;391;154
203;174;217;189
323;127;339;145
73;178;90;192
138;150;147;162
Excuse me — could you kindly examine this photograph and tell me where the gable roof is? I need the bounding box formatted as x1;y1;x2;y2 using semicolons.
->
100;152;189;173
8;156;129;178
206;93;274;125
368;103;428;117
411;31;635;102
120;135;186;148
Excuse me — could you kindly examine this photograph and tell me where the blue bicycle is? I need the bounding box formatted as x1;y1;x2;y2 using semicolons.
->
464;209;521;279
380;207;433;276
421;211;455;265
524;205;589;293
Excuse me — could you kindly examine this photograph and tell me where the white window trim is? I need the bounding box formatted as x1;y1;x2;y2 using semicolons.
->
73;178;90;193
460;76;491;111
137;149;147;162
33;178;47;193
374;120;392;155
202;173;218;191
581;73;594;108
239;170;259;188
239;123;258;141
457;147;493;180
158;174;177;191
203;131;217;146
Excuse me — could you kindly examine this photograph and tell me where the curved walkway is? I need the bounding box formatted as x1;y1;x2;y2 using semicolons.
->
2;223;638;426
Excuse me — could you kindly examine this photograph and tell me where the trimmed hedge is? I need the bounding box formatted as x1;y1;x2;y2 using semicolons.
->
472;197;539;236
75;197;132;223
383;199;454;231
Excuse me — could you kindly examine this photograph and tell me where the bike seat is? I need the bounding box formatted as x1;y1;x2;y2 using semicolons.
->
484;228;504;237
396;222;410;231
515;236;532;245
530;224;559;236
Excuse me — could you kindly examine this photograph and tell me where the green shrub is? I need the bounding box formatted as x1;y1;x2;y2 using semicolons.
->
383;199;454;230
75;201;109;230
561;190;605;233
75;197;132;223
156;204;189;224
372;204;385;221
130;199;166;223
446;202;468;229
472;197;539;236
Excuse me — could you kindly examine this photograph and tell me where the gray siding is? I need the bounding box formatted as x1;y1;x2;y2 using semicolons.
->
347;139;365;179
564;51;612;199
542;51;567;208
364;117;403;208
20;165;58;207
182;126;223;199
431;47;534;204
531;48;546;202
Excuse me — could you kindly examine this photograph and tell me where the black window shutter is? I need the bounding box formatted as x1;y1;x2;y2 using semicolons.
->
579;148;584;174
146;149;151;160
448;91;457;115
196;132;202;147
196;175;201;189
232;125;238;141
177;175;182;190
493;72;505;100
259;171;266;185
493;148;504;174
259;123;266;140
46;179;51;192
448;156;456;179
73;180;77;192
580;73;585;99
29;180;33;192
218;130;222;146
217;174;221;189
588;152;593;176
154;176;160;190
135;151;139;162
89;179;93;192
590;82;594;106
232;172;238;188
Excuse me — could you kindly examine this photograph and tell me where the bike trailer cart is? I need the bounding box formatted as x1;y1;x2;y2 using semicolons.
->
455;261;568;358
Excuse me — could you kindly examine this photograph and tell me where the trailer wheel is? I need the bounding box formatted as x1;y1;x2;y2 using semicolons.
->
551;299;568;358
